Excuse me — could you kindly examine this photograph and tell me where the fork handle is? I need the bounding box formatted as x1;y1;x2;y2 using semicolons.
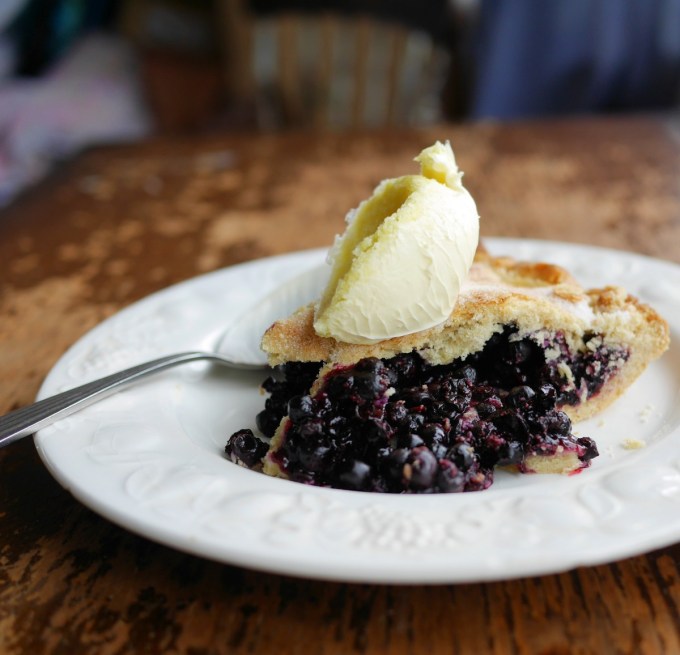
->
0;352;214;448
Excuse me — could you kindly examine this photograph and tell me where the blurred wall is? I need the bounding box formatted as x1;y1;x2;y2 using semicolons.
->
469;0;680;119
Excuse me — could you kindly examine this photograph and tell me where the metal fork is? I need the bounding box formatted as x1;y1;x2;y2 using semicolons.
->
0;351;264;449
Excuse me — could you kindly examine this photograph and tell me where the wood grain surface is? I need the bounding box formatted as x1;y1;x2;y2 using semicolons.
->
1;116;679;654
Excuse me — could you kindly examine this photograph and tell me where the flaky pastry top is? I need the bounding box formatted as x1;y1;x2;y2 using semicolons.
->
261;247;669;372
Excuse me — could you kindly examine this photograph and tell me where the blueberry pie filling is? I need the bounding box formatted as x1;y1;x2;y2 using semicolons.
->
225;325;631;492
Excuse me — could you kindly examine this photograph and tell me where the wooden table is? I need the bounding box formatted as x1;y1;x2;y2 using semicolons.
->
1;116;679;654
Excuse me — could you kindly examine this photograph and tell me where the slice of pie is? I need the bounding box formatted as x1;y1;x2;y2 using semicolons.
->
225;247;669;493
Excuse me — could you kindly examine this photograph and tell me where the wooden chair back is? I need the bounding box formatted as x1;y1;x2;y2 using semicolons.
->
219;1;452;130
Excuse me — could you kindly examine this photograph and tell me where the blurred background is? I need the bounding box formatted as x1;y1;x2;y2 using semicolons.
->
1;0;679;206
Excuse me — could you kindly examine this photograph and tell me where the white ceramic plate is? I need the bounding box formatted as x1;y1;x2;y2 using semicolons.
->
35;239;680;584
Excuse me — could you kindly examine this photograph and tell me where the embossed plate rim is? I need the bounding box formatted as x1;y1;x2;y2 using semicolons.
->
34;239;680;583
